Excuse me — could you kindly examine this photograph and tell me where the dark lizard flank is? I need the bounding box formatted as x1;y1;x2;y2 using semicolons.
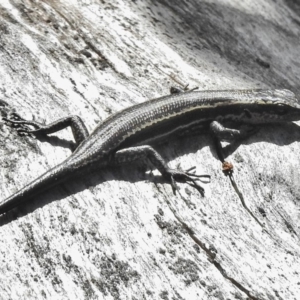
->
1;88;300;216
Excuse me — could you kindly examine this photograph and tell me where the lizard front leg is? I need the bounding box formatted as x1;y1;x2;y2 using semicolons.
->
3;112;89;148
209;120;258;168
112;145;210;195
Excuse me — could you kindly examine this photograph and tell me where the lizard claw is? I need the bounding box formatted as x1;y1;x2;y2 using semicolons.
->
3;111;24;122
165;167;210;196
3;111;41;136
184;166;211;183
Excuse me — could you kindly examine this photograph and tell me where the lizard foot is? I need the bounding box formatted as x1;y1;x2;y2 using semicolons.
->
164;166;210;196
3;112;41;135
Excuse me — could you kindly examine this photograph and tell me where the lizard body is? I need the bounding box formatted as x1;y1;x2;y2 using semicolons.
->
1;88;300;215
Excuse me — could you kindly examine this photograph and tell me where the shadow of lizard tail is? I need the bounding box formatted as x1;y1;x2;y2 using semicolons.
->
0;160;75;215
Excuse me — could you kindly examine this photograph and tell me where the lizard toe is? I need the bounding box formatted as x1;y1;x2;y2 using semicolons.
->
165;168;210;195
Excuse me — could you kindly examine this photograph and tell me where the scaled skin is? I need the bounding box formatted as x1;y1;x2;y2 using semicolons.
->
1;89;300;215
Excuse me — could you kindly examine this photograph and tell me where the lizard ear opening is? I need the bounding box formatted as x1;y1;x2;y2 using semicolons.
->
276;103;288;115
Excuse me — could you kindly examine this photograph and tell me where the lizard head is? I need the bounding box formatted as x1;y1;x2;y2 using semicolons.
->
246;89;300;123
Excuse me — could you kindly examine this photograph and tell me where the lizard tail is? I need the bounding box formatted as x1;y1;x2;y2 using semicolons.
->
0;161;74;216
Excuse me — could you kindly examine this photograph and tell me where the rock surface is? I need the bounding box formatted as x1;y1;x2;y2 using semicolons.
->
0;0;299;299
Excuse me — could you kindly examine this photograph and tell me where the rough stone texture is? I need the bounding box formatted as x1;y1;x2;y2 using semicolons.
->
0;0;299;299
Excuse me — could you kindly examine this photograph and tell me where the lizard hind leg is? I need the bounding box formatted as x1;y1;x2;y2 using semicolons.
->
3;112;89;148
113;145;210;195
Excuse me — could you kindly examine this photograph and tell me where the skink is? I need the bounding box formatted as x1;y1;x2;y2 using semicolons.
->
1;88;300;215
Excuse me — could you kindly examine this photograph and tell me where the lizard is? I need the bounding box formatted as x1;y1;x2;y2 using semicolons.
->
1;88;300;216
